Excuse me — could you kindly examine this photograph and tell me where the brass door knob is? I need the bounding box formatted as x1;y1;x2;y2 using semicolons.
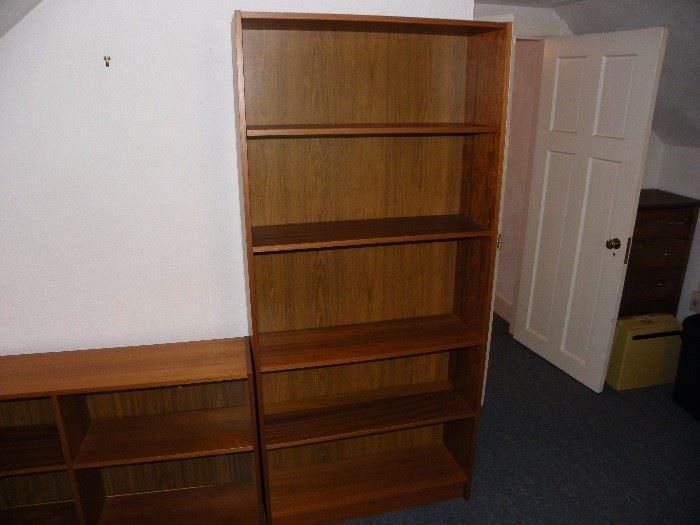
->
606;238;621;250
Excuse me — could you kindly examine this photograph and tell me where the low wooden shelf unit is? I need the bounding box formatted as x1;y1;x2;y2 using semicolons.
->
0;338;262;524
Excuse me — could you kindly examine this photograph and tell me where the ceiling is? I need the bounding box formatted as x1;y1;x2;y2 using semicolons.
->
0;0;41;38
476;0;582;7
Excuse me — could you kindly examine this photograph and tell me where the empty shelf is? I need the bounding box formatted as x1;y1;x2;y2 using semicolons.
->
99;482;260;525
73;407;254;469
258;314;484;372
246;123;499;138
270;443;467;524
252;215;489;253
0;425;65;477
265;382;475;449
0;501;77;524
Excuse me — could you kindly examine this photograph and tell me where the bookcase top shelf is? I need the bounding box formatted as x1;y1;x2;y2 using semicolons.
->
239;10;507;34
0;338;250;400
246;124;500;138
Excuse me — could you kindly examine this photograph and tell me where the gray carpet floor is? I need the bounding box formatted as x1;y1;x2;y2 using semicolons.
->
345;316;700;525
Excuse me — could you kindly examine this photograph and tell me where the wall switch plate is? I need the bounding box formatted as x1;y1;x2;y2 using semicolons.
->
690;290;700;313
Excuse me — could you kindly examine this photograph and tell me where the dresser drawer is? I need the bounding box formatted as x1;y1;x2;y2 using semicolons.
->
619;190;699;317
628;238;688;270
634;207;695;239
620;268;683;317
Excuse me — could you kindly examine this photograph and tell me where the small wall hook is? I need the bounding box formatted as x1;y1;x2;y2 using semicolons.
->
103;55;111;67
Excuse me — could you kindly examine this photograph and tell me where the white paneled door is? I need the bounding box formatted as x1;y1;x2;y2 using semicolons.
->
513;28;667;392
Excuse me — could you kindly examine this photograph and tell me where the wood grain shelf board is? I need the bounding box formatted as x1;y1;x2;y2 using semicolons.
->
0;338;250;400
98;482;260;525
269;443;467;524
241;11;507;30
258;314;484;372
73;407;253;469
246;124;499;138
265;383;474;449
0;425;65;477
252;215;489;253
0;501;77;524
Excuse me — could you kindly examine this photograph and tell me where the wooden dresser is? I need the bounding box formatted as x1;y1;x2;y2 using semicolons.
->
619;189;699;317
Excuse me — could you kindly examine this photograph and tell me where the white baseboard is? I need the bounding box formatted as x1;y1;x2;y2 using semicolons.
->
494;292;514;324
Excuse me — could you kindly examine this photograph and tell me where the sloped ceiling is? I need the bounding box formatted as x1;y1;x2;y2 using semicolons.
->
0;0;42;38
479;0;580;6
477;0;700;147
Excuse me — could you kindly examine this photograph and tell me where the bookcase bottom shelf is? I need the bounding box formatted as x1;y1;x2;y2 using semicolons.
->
269;443;467;525
98;483;260;525
0;501;78;524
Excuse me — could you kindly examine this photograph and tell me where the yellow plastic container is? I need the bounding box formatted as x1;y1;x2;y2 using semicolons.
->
606;314;681;390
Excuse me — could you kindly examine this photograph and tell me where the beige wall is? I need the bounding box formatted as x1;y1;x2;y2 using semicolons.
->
494;39;544;322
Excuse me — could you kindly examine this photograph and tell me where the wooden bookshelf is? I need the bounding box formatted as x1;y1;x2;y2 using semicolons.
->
252;215;489;253
0;500;79;524
234;9;510;523
0;424;65;477
0;470;77;524
269;443;467;524
258;314;484;372
72;407;253;469
265;382;475;449
0;338;248;400
247;123;498;137
98;482;259;525
0;338;262;524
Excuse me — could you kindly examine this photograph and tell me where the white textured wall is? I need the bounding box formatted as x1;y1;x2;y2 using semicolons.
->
0;0;474;355
642;132;665;188
655;144;700;320
474;3;571;37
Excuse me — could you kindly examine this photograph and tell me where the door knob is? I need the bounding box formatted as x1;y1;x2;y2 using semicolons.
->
606;238;621;250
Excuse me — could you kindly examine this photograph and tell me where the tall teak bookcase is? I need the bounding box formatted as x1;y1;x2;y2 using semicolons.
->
233;11;511;524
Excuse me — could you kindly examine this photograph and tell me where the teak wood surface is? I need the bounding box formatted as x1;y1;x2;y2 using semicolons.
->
234;9;511;523
0;337;263;524
246;124;498;137
0;338;249;400
252;215;488;253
